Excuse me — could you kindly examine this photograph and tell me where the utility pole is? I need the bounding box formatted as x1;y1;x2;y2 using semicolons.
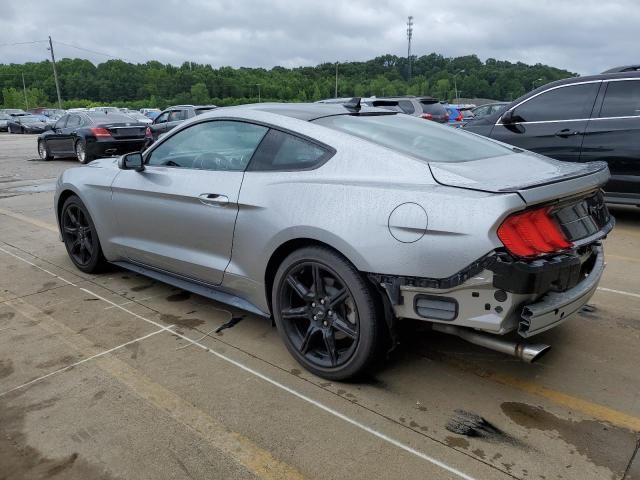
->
406;16;414;81
256;83;261;103
454;69;465;103
335;62;338;98
48;36;63;109
21;73;29;110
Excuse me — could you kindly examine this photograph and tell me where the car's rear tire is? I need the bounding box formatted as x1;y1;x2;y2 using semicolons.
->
60;196;108;273
272;246;383;381
38;140;53;161
7;125;13;134
75;139;92;164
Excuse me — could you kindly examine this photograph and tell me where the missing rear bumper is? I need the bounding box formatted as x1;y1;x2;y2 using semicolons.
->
519;246;605;337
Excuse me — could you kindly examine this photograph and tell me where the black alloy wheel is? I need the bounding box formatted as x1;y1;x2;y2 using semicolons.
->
273;246;383;380
61;196;107;273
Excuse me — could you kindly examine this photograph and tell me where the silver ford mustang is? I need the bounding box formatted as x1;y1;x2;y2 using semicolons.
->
54;101;614;380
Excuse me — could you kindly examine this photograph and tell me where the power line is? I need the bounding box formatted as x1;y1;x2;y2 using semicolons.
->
0;40;47;48
53;41;134;63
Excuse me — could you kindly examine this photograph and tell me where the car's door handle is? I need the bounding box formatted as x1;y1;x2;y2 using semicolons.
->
199;193;229;206
555;128;581;138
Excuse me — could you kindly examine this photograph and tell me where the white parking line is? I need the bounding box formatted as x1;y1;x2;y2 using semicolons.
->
598;287;640;299
103;296;154;310
0;243;478;479
0;245;77;286
78;287;478;480
0;326;172;398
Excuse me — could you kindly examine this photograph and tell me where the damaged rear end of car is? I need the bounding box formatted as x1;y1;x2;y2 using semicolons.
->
373;153;613;363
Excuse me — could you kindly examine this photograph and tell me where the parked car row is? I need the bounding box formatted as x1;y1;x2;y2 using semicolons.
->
318;96;452;123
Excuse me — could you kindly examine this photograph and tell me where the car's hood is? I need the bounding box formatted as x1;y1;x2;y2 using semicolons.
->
429;153;610;205
86;157;118;168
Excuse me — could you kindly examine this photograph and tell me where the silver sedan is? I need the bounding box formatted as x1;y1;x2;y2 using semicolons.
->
54;101;614;380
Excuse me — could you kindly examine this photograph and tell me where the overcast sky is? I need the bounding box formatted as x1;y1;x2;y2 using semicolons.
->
0;0;637;75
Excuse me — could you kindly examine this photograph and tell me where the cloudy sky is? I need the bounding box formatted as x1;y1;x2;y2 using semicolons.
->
0;0;637;75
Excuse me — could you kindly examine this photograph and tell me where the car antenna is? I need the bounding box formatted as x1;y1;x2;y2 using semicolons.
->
343;97;361;112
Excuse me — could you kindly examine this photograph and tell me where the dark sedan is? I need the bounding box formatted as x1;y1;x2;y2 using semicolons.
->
37;111;147;163
7;115;48;134
0;113;10;132
144;104;217;147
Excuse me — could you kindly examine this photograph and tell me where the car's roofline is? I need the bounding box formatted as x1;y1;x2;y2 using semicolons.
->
197;102;397;122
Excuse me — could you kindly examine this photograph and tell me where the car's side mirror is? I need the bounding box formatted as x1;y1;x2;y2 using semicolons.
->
119;152;145;172
500;110;515;124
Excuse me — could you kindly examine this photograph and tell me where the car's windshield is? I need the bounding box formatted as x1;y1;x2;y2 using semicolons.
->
313;113;512;162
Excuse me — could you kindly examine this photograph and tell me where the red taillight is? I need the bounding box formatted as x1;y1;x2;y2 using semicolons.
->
497;207;572;257
145;126;152;138
420;113;433;120
456;113;463;122
90;127;111;137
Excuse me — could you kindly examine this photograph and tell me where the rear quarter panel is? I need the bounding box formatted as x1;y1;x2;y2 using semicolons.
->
227;127;525;312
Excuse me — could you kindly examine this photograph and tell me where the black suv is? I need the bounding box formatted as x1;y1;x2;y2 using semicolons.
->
463;71;640;206
145;104;217;146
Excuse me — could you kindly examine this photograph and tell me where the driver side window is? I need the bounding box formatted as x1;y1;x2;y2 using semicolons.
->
146;120;268;171
154;112;169;124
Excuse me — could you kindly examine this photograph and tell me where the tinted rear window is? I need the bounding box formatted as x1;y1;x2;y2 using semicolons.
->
366;101;403;113
420;102;447;115
600;80;640;117
313;114;512;163
249;129;329;171
195;107;216;115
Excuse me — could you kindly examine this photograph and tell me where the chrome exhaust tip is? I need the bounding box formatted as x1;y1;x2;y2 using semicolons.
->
432;324;551;363
516;343;551;363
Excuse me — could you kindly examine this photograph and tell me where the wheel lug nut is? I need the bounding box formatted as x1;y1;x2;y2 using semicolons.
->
313;315;317;320
320;299;325;305
323;321;328;326
311;302;316;307
328;310;332;316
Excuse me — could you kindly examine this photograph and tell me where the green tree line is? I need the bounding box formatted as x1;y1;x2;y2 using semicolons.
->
0;53;575;109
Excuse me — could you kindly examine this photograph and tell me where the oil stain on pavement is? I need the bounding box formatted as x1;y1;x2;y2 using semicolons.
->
0;395;116;479
501;401;637;474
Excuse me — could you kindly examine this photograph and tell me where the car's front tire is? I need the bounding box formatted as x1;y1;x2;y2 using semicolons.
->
272;246;383;381
38;140;53;161
60;196;108;273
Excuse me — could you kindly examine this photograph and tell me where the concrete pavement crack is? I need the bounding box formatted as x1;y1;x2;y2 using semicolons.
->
623;436;640;480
